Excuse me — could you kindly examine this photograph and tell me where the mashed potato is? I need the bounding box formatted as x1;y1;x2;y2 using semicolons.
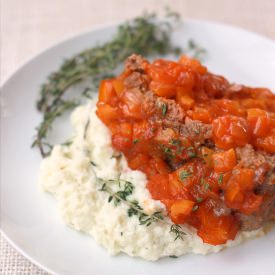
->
39;99;263;261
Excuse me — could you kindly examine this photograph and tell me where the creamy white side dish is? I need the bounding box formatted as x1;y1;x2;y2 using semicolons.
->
40;99;263;261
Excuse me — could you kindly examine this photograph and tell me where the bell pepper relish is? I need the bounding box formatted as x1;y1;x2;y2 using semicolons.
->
96;55;275;245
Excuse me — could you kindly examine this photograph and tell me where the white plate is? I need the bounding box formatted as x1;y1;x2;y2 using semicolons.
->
1;19;275;275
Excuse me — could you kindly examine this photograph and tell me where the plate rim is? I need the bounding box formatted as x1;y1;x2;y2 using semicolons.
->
1;17;275;87
1;18;275;275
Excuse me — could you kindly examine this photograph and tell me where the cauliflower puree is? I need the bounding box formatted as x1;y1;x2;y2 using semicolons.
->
39;99;263;261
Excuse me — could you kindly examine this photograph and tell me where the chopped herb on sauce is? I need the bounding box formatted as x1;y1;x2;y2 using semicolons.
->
218;174;223;185
162;103;168;116
197;197;203;203
201;178;210;191
179;170;192;181
133;139;140;144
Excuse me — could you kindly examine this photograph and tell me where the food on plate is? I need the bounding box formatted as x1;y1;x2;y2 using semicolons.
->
40;54;274;260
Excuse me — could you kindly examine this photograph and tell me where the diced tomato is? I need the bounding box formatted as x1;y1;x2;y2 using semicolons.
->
120;90;144;119
203;74;229;98
241;98;266;109
112;79;124;95
111;122;132;136
237;168;255;191
225;180;244;206
154;128;177;144
112;134;132;151
168;173;191;199
96;103;120;125
247;108;270;137
128;153;150;172
212;149;236;173
170;199;195;224
149;81;176;98
240;193;263;215
213;115;250;149
216;99;245;116
190;107;212;123
149;157;170;176
98;80;118;106
111;122;133;151
224;168;262;214
147;174;171;200
176;94;195;110
178;55;207;74
195;200;239;245
255;134;275;153
176;86;193;97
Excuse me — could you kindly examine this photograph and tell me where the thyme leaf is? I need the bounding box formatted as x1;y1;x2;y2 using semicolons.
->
170;224;186;241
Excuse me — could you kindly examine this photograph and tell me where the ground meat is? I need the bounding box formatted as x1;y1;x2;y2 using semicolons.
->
124;72;149;92
179;117;212;145
235;144;275;230
142;91;185;127
236;144;275;169
256;172;275;194
236;195;275;231
125;54;147;73
236;144;275;194
156;97;185;127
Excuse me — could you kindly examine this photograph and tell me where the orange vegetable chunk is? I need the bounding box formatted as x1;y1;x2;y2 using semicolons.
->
212;149;237;173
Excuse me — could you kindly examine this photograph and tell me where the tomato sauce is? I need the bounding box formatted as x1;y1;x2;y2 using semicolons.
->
96;55;275;245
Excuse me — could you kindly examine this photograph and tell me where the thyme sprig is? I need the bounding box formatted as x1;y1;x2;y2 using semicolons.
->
94;171;186;239
170;224;186;241
98;178;166;226
32;11;182;157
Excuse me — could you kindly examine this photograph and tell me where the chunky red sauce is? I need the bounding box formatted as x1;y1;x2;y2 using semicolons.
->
96;55;275;245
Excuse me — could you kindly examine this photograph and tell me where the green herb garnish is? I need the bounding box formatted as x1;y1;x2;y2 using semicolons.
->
133;139;140;144
179;170;192;181
91;163;186;240
187;147;197;158
90;161;97;167
218;174;223;185
170;139;181;146
197;197;203;203
200;178;210;191
170;224;186;241
161;103;168;116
